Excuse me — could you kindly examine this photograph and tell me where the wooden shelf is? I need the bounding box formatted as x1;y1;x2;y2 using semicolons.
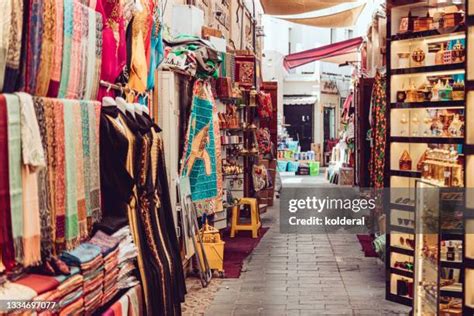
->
440;260;463;269
390;246;415;256
391;63;465;75
390;26;465;42
389;224;415;234
390;136;464;144
390;170;422;178
389;203;415;212
386;293;412;307
390;100;465;109
440;289;463;298
390;267;414;278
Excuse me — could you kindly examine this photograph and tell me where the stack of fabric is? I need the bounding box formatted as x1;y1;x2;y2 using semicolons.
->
101;284;144;316
113;226;140;290
61;243;103;314
89;230;121;304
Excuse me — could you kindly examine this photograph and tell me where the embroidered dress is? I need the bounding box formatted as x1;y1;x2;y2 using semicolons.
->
0;95;15;271
181;80;223;215
5;94;24;264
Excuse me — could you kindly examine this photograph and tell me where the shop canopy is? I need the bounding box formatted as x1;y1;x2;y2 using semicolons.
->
260;0;359;16
283;36;363;70
283;96;318;106
281;2;366;28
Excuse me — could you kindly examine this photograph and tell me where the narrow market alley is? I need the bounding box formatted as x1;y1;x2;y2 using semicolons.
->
183;176;411;316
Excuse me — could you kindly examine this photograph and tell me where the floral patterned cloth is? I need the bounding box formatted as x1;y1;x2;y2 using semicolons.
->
368;71;387;189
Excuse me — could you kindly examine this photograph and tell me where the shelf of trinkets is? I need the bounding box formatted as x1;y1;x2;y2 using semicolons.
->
420;147;464;187
390;1;465;37
391;31;465;70
391;208;416;230
391;107;465;138
390;70;465;103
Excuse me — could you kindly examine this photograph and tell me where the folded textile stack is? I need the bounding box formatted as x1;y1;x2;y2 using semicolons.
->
101;284;144;316
89;230;121;304
61;243;103;314
113;226;140;290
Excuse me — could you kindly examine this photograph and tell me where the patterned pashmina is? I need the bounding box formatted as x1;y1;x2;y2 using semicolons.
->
5;94;24;264
47;0;64;97
0;0;12;92
35;0;56;97
181;80;223;215
72;102;87;240
17;92;44;267
51;99;66;250
66;1;83;99
84;11;97;100
92;13;103;100
80;102;92;224
3;0;24;93
89;103;101;224
58;0;74;99
78;5;89;99
25;0;44;94
0;95;15;271
33;97;54;260
63;100;79;250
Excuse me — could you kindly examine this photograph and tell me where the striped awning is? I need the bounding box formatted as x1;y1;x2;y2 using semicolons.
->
284;96;318;106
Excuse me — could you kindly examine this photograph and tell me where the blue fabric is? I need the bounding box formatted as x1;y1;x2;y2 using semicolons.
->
61;243;101;265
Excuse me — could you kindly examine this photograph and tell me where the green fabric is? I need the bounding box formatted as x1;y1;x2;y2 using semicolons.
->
5;94;23;263
309;161;320;176
63;100;78;247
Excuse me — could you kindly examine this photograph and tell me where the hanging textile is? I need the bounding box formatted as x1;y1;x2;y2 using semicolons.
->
3;0;24;93
17;92;44;267
25;0;44;94
261;0;358;15
146;7;164;91
0;1;12;92
72;102;87;240
35;0;56;97
84;11;97;100
89;102;101;224
181;79;223;216
32;97;54;260
58;0;74;99
0;95;15;271
47;0;64;97
368;71;387;188
5;94;24;264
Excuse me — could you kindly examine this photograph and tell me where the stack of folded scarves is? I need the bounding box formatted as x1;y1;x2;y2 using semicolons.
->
61;243;103;314
89;230;121;305
101;284;144;316
113;226;140;290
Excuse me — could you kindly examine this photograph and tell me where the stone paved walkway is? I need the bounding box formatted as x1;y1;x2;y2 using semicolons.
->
194;176;411;315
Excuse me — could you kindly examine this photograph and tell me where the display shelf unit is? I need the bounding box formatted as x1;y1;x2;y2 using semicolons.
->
386;0;468;311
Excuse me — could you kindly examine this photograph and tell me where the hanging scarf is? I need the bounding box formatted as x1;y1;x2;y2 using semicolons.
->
71;101;87;241
91;13;103;100
33;97;54;260
5;94;24;264
17;92;44;267
58;0;74;98
0;1;12;92
35;0;56;96
65;1;84;99
63;100;79;250
78;5;89;99
3;0;23;93
181;79;223;216
25;0;44;94
89;102;101;224
0;95;15;271
84;10;96;100
368;71;387;189
80;102;91;226
47;0;64;97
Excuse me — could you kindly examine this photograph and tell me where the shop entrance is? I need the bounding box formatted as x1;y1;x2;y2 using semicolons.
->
283;103;313;151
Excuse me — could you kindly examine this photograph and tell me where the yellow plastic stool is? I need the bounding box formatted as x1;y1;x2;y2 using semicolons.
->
230;198;262;238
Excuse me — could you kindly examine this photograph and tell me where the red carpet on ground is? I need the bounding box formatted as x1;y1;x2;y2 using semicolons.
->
221;227;269;278
356;234;378;257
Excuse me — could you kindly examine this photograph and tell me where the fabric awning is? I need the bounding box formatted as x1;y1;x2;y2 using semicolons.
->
281;2;366;28
283;36;363;70
260;0;358;16
283;96;318;106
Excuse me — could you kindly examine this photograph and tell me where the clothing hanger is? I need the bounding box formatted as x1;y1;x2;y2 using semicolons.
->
116;96;135;118
142;105;150;115
102;96;117;107
134;103;143;116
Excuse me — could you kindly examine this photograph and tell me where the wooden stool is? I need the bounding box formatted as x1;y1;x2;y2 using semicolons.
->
230;198;261;238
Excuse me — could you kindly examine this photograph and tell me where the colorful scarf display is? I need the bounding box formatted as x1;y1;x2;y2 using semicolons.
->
47;0;64;97
35;0;56;97
25;0;44;94
0;1;12;92
181;79;223;215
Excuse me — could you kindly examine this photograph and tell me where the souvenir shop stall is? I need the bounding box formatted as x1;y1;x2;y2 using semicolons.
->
0;1;187;315
384;1;474;315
